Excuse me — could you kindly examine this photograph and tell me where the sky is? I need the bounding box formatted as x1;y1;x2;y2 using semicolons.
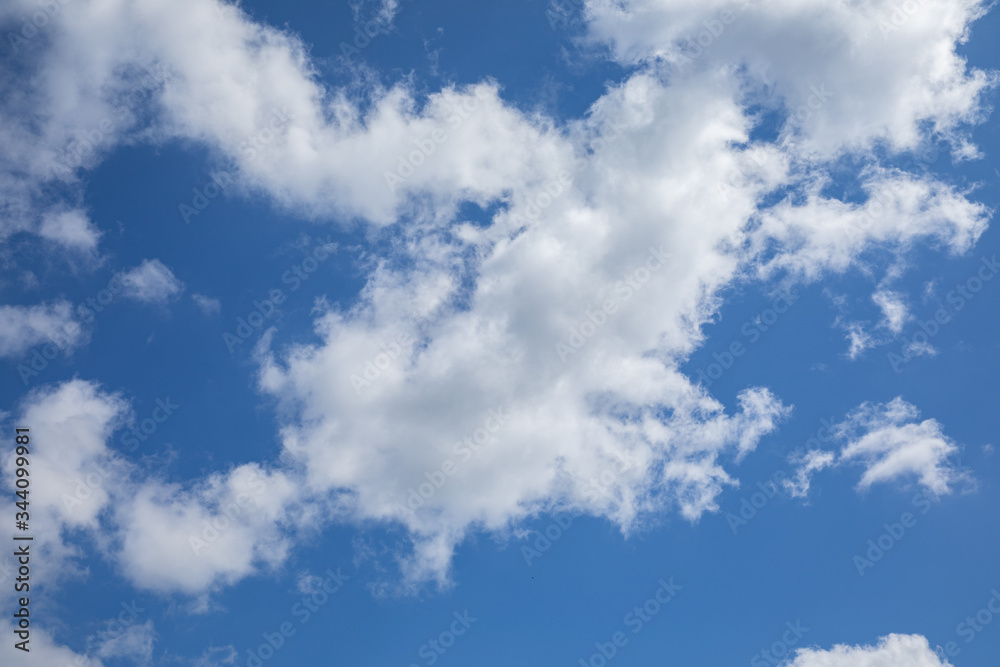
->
0;0;999;665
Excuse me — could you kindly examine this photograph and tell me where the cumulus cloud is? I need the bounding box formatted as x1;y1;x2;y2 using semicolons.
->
0;0;992;595
119;259;185;303
781;633;950;666
1;380;129;582
788;397;969;497
0;301;83;358
836;397;968;495
584;0;992;159
1;381;300;595
38;208;102;253
114;464;299;594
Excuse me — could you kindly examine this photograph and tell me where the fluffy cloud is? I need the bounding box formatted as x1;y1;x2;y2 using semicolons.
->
114;464;299;594
0;301;83;358
788;397;969;497
782;633;950;666
38;208;102;254
1;381;299;595
584;0;991;158
1;380;129;582
0;0;992;594
119;259;185;303
837;397;968;495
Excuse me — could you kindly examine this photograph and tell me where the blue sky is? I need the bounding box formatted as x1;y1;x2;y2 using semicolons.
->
1;0;999;665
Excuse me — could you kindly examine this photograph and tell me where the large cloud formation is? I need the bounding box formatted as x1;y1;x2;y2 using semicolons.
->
0;0;992;607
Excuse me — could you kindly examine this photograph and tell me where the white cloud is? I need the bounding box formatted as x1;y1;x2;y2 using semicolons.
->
873;289;911;334
38;208;102;253
296;571;325;594
788;397;969;498
0;620;102;666
1;380;300;595
781;633;950;666
1;380;129;583
193;645;239;666
0;0;991;596
93;619;156;663
845;323;875;360
114;464;298;594
192;293;222;315
783;449;835;499
584;0;991;159
836;397;968;495
119;259;185;303
0;301;83;358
